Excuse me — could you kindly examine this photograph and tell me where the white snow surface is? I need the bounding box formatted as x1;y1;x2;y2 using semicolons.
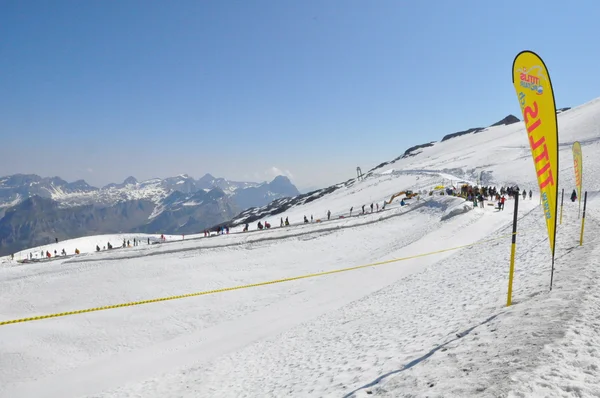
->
1;98;600;397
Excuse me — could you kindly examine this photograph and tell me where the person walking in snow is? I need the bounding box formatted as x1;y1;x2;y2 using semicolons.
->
362;205;365;214
500;196;506;211
522;190;527;200
571;189;577;202
280;217;284;227
370;203;374;213
350;207;353;216
327;210;331;220
529;190;532;199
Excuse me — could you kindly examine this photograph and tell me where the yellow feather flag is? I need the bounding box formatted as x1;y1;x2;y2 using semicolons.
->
512;51;559;259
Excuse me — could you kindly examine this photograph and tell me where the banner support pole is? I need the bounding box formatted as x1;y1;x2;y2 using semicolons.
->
560;189;564;224
507;193;519;306
580;191;587;246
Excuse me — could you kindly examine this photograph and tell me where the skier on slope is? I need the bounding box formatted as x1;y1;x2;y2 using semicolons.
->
571;189;577;202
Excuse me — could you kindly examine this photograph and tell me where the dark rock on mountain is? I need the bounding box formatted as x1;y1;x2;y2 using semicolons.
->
442;127;485;142
489;115;520;127
103;176;139;190
66;179;97;192
401;142;436;158
138;188;239;234
123;176;138;185
232;176;300;210
162;174;197;194
442;115;521;142
196;173;217;190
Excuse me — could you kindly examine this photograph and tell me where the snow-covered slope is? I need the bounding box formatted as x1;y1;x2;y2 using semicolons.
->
1;97;600;397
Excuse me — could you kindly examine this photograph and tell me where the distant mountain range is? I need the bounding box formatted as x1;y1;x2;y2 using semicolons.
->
0;173;299;255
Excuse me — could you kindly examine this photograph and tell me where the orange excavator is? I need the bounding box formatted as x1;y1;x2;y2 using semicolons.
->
386;190;417;204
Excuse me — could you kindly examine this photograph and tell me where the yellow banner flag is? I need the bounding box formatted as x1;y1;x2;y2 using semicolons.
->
512;51;559;255
572;141;582;201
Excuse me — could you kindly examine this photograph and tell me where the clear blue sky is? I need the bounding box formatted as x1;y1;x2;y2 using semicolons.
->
2;0;600;190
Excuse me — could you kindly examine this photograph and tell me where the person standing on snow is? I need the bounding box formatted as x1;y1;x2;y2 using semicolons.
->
327;210;331;220
529;190;532;199
571;189;577;202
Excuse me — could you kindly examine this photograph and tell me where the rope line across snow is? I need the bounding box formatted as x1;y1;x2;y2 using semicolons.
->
0;231;524;327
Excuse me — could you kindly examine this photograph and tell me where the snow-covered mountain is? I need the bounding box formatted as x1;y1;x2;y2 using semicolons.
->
0;173;298;209
0;173;300;255
2;97;600;398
